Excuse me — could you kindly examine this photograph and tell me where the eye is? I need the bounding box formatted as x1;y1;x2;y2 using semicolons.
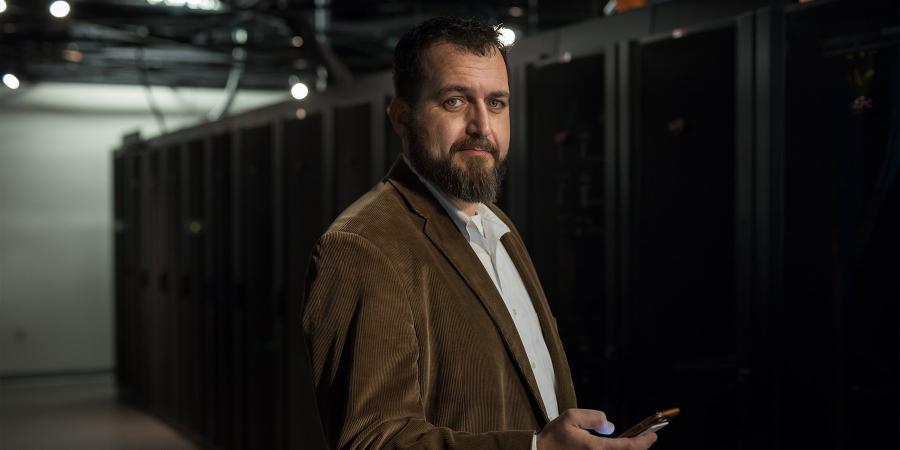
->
443;97;464;109
488;99;507;109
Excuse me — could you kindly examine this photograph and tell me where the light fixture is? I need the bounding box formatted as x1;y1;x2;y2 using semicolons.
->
145;0;222;11
232;28;247;44
291;82;309;100
49;1;70;18
497;26;517;46
3;73;20;89
508;6;524;18
0;0;7;14
291;36;304;48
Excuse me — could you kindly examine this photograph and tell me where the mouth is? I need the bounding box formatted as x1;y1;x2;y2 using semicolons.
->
457;148;492;157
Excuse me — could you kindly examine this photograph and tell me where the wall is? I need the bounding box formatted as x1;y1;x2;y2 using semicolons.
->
0;82;285;376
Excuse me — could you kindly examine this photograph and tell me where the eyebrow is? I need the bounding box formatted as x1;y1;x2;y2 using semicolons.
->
436;84;510;98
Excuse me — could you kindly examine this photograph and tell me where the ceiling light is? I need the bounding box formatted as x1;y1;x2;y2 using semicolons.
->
291;36;304;48
508;6;524;17
290;82;309;100
232;28;248;44
497;26;516;46
49;1;70;18
3;73;20;89
145;0;222;11
0;0;7;14
187;0;220;10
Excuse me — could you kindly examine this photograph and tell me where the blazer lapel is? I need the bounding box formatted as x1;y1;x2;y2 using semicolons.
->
499;231;578;412
385;158;552;424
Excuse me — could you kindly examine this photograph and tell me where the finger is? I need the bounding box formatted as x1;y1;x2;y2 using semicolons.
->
592;433;657;450
563;409;615;435
631;432;658;449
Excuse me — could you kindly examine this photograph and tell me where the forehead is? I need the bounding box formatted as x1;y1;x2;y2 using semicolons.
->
419;42;508;93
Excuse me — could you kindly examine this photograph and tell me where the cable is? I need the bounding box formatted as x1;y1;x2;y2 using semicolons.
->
207;46;246;122
136;47;168;134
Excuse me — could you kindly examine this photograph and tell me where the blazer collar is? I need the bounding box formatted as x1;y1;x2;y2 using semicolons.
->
384;156;554;425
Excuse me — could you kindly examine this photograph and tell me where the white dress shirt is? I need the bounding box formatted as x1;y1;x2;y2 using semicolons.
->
407;159;559;448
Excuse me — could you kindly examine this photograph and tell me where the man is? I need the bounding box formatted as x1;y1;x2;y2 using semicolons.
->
303;17;658;450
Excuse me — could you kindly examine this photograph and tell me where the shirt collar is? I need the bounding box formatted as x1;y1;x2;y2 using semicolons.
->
403;155;510;255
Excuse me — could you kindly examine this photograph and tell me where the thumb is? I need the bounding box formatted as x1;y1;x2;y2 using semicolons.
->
562;409;616;435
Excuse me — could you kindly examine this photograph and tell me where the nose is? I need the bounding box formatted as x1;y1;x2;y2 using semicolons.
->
465;101;491;138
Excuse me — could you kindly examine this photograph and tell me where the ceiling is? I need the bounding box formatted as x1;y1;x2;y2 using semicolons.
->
0;0;608;91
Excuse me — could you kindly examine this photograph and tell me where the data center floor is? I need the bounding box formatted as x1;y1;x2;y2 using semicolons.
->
0;373;197;450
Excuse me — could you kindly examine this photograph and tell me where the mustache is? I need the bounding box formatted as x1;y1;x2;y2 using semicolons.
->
449;136;498;157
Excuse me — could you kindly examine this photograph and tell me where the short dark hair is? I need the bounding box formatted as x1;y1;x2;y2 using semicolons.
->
392;16;509;105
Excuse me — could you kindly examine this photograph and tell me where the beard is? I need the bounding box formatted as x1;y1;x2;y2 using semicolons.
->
405;119;507;204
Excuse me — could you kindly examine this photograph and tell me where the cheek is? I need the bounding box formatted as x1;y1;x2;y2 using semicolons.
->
494;116;511;153
432;121;466;153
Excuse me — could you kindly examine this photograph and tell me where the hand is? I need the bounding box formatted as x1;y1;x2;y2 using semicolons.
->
536;409;658;450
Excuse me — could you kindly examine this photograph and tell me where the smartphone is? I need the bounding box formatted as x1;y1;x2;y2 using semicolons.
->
617;408;680;438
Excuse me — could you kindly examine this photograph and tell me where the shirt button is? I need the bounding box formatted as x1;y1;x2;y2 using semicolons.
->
531;361;537;369
512;308;518;317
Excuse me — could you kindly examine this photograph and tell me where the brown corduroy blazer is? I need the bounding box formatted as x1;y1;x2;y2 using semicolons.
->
303;158;577;450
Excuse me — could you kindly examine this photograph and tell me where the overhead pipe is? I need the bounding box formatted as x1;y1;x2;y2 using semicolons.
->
208;46;246;121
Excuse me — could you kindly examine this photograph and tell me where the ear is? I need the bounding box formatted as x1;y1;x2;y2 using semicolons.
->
386;98;411;146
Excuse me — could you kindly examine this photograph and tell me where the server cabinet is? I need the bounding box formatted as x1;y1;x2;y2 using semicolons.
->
143;148;168;414
283;112;330;450
207;132;237;448
626;25;738;449
163;144;185;425
113;153;134;400
111;4;899;450
525;53;613;412
238;123;280;450
333;103;374;215
181;139;207;435
778;2;900;448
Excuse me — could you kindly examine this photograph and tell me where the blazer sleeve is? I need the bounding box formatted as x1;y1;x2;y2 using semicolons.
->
302;230;535;450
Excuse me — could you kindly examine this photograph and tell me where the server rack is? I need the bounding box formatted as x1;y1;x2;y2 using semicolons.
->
627;22;739;449
112;2;899;449
525;52;610;411
114;72;393;450
282;111;329;450
333;103;374;215
208;131;237;448
780;1;899;448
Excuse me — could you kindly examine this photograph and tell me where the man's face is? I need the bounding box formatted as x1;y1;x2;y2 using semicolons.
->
402;42;510;204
